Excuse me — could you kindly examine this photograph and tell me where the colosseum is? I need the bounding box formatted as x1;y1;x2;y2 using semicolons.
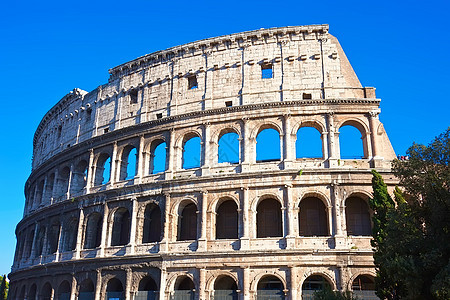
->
10;25;397;300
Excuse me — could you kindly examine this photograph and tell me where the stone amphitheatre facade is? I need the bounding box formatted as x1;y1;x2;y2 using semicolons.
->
10;25;398;300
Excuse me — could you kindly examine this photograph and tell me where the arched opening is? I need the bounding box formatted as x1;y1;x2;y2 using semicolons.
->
106;278;124;300
56;166;70;199
216;200;238;239
41;282;53;300
178;203;197;241
57;280;71;300
182;136;201;169
173;276;195;300
339;125;364;159
301;275;331;299
119;146;137;181
257;199;282;238
35;226;46;257
296;126;323;158
94;153;111;186
352;275;376;299
71;160;88;194
35;180;45;206
214;276;238;300
142;203;162;243
256;128;281;162
111;208;131;246
47;221;61;254
24;229;34;258
61;217;78;252
28;284;37;300
150;140;167;174
19;285;25;300
257;275;285;299
45;173;55;202
79;279;95;300
136;276;158;300
218;132;239;164
346;197;372;236
298;197;328;236
84;212;102;249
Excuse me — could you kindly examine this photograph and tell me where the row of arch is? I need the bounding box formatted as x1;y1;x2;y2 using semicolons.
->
26;118;371;212
12;273;376;300
15;195;371;263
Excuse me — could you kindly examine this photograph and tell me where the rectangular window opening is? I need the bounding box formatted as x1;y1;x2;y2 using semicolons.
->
188;75;198;90
156;113;163;119
261;64;273;79
104;128;109;134
130;90;138;104
303;93;312;100
225;101;232;107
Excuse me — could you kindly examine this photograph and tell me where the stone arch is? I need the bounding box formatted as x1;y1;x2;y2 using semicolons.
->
347;271;376;291
110;207;131;246
47;218;61;254
169;273;197;300
177;199;198;241
78;278;95;298
71;158;88;195
136;275;159;299
213;274;239;299
55;165;70;199
337;118;370;159
295;191;331;208
94;152;111;186
298;196;329;237
35;179;45;206
105;277;124;299
291;119;326;136
57;280;71;300
255;195;284;238
34;225;46;257
118;144;138;181
206;271;239;291
147;137;168;174
253;273;287;299
178;131;202;170
251;121;284;140
141;202;162;243
83;212;102;249
45;172;55;203
217;128;240;164
61;216;78;252
345;195;372;236
215;199;239;239
18;285;26;300
40;282;53;300
166;272;197;292
254;123;283;163
294;120;325;159
300;270;336;292
28;283;37;300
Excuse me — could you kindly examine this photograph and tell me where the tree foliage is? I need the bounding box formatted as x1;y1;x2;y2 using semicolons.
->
370;128;450;299
0;275;8;300
313;287;357;300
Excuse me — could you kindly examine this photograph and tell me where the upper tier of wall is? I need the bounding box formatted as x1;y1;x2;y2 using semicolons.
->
32;24;375;169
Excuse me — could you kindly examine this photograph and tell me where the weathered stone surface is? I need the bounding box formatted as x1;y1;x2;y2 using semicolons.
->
11;25;396;300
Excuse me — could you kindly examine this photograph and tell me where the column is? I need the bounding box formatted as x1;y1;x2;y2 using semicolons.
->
243;267;250;300
128;198;138;254
51;168;59;204
55;221;63;262
99;203;109;257
199;268;207;300
159;267;167;300
166;129;176;177
125;268;132;300
369;111;383;167
201;123;211;175
283;114;295;169
239;187;250;250
290;266;299;300
75;207;85;259
86;149;95;193
285;184;296;249
70;275;77;300
331;183;346;249
198;191;208;250
326;113;338;167
160;193;171;252
137;135;145;184
95;270;102;300
241;118;251;172
66;163;74;200
41;175;48;205
110;142;118;186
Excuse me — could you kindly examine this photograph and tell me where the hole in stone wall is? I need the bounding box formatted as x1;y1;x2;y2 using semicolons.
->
261;64;273;79
130;89;138;104
302;93;312;100
225;101;232;107
188;75;198;90
156;113;163;119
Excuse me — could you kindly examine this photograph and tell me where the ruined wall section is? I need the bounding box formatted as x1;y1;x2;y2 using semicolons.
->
32;25;374;171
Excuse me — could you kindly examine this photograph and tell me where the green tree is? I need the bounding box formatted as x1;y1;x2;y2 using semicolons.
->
313;287;357;300
0;275;7;300
370;128;450;299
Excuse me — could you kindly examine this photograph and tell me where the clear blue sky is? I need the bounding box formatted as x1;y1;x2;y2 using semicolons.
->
1;0;449;275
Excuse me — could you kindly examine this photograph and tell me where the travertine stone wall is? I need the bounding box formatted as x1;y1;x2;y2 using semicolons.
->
11;25;396;300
